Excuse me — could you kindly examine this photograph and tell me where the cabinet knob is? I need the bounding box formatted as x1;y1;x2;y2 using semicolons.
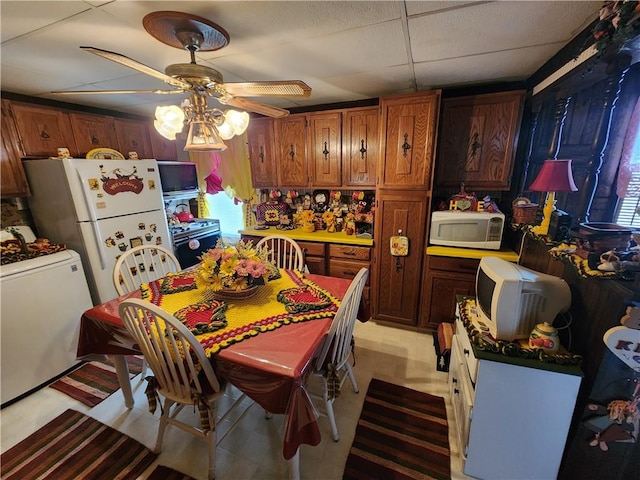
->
453;388;460;395
452;377;458;384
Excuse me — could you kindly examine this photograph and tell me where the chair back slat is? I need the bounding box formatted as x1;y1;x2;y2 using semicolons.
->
113;245;182;296
314;268;369;372
256;235;304;271
119;299;221;402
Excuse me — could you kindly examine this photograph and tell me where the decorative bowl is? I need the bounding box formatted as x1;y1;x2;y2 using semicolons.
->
208;285;259;301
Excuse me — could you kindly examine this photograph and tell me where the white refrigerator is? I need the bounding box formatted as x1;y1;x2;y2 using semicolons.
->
23;158;172;305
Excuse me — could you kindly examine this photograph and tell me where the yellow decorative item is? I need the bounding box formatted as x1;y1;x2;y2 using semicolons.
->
300;209;316;232
194;239;278;294
322;210;336;233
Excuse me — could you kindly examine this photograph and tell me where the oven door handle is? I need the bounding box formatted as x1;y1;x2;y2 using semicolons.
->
174;230;221;247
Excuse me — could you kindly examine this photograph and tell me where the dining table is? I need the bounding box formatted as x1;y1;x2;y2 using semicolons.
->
76;268;360;480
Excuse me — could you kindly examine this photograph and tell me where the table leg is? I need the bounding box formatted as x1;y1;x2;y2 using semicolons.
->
287;449;300;480
112;355;134;408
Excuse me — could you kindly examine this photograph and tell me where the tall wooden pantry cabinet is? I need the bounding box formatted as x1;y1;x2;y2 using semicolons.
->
372;90;441;325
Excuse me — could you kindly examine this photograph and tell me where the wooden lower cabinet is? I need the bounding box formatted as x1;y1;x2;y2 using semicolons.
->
420;255;479;330
328;244;371;302
297;240;326;275
372;190;429;325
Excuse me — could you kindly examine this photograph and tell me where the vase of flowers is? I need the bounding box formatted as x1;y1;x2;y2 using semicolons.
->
194;240;278;300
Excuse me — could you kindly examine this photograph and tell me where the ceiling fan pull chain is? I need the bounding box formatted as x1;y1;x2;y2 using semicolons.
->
359;139;367;159
402;133;411;157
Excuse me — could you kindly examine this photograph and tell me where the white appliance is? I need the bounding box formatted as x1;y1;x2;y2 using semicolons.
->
1;246;93;406
429;210;505;250
23;158;172;305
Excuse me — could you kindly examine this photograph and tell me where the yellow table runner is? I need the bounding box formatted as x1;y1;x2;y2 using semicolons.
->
141;269;340;356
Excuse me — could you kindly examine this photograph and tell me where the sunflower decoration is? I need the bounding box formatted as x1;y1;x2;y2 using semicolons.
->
322;210;336;233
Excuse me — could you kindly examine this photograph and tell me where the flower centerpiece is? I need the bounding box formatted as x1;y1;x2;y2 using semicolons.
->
194;239;278;300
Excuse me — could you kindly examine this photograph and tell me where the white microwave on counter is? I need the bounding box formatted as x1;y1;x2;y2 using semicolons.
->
429;210;505;250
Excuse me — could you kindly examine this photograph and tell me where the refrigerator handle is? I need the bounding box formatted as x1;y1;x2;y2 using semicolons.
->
76;169;107;270
91;221;107;270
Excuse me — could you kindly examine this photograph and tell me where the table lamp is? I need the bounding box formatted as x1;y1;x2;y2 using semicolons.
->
528;159;578;236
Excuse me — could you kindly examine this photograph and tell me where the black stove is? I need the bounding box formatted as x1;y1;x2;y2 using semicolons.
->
170;218;222;268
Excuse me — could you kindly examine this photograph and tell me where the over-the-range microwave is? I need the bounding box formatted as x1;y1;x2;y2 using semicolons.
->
157;161;199;198
429;210;505;250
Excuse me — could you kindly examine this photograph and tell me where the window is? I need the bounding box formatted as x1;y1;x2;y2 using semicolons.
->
206;192;243;242
614;108;640;228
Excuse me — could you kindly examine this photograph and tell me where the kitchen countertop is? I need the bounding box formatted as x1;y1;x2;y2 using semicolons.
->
426;245;520;262
238;227;374;246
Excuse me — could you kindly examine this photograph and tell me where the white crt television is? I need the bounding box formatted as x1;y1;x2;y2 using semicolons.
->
475;256;571;342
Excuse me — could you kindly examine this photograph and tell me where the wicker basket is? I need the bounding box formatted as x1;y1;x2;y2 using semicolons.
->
512;197;539;224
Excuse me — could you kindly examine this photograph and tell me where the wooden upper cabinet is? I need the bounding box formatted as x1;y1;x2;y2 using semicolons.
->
1;100;30;197
275;113;308;187
9;102;77;157
113;118;153;159
342;106;378;187
69;112;118;156
307;112;341;187
148;123;178;161
378;91;440;190
247;117;277;188
435;90;525;190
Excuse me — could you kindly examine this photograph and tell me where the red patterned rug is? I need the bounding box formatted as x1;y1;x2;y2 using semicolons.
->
343;378;451;480
48;356;143;407
1;409;156;480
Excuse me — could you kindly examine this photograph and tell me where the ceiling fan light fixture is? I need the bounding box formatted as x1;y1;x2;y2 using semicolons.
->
225;109;250;136
184;119;227;152
154;105;185;140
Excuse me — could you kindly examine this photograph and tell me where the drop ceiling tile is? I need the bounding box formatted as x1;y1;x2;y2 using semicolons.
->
0;1;91;43
408;1;600;63
413;43;564;89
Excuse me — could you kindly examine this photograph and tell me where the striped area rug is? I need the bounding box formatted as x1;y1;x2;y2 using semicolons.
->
343;378;451;480
1;409;156;480
49;356;143;407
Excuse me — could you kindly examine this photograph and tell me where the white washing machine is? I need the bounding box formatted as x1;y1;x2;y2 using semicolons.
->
1;227;93;406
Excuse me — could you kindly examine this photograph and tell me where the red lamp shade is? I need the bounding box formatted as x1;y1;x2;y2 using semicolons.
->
528;159;578;192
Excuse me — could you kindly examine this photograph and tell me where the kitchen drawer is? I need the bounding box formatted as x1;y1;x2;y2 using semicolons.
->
328;259;371;285
297;240;326;257
329;244;371;261
429;255;479;274
455;317;478;384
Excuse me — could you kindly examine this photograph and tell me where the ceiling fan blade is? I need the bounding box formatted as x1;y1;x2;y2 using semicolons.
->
221;97;291;118
80;46;191;90
51;89;186;95
223;81;311;98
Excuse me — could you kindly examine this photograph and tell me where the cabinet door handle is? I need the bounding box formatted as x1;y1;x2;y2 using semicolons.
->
91;135;100;145
40;130;50;139
342;270;357;276
343;251;356;256
452;377;458;384
322;141;329;160
259;146;265;163
289;144;295;160
470;132;481;157
402;133;411;157
453;388;460;395
359;139;367;159
463;348;470;356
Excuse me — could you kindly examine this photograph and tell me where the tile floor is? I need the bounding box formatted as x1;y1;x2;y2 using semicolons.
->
1;320;470;480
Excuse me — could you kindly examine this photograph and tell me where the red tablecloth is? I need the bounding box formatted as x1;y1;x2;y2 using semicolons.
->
77;272;354;459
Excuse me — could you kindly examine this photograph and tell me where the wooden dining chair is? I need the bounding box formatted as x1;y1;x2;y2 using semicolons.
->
256;234;304;271
113;244;182;378
118;298;247;480
308;267;369;441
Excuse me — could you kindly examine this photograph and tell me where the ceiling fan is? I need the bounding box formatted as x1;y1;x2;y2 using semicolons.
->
51;11;312;118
